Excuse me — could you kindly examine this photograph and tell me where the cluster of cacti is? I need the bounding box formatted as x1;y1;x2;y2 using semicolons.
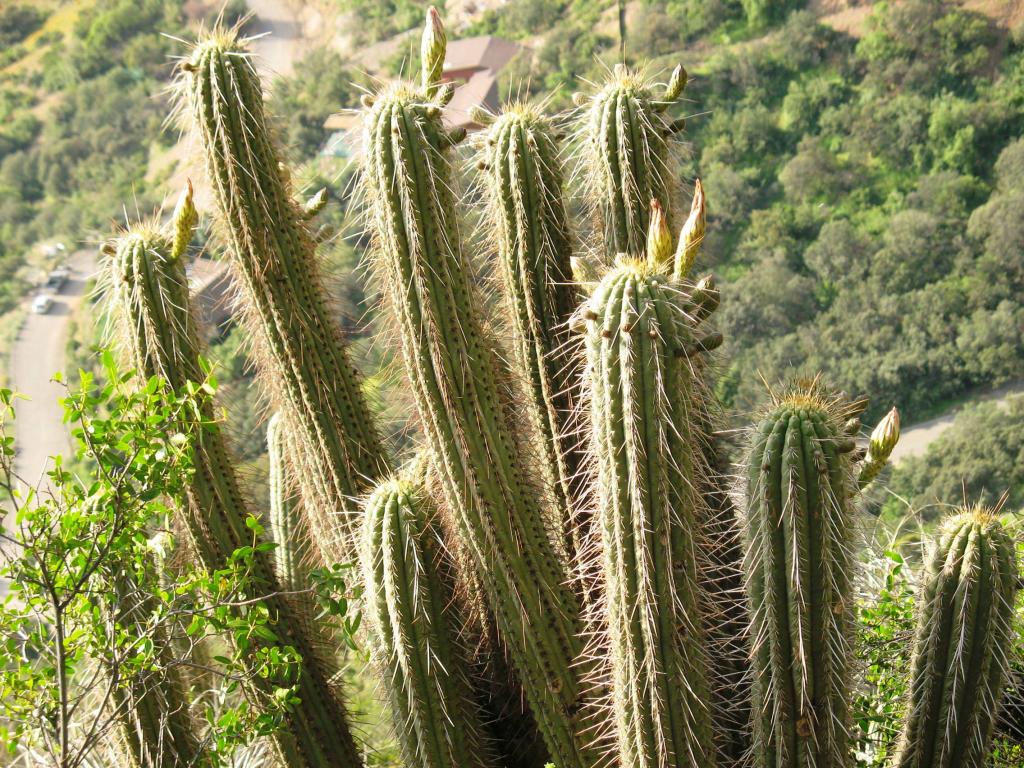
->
101;194;361;767
94;8;1022;768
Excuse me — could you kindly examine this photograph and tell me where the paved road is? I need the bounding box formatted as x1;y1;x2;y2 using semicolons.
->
9;251;97;489
890;381;1023;464
246;0;303;77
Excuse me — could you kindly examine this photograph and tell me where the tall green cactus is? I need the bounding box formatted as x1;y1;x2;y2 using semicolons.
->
474;104;587;562
743;382;859;768
362;472;497;768
582;227;720;767
894;508;1019;768
576;63;687;260
178;31;388;563
267;411;310;594
102;216;361;768
107;561;200;768
358;13;596;767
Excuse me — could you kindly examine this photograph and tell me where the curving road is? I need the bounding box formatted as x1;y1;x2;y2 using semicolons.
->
9;251;97;488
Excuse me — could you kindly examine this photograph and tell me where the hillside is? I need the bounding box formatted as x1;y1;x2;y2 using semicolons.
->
3;0;1023;514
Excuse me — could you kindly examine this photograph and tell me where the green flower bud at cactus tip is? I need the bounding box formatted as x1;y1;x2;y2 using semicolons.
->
894;507;1019;768
857;406;900;488
662;64;688;104
170;179;196;262
744;381;858;768
674;178;705;279
422;7;446;94
646;198;673;268
303;187;328;219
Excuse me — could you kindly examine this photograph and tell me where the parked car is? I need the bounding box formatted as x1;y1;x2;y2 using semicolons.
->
45;268;70;291
31;295;54;314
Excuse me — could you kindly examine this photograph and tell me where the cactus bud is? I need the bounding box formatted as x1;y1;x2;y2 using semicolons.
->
646;199;673;268
422;6;446;95
437;81;455;105
468;105;494;126
691;273;719;322
662;64;687;103
673;179;705;279
858;406;900;487
303;187;328;219
571;255;600;285
170;179;197;262
360;93;375;108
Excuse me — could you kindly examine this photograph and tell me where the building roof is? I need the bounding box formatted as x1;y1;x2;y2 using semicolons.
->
322;35;524;136
444;35;521;73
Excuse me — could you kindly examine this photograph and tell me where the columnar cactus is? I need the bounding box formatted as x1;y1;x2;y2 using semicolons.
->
894;508;1019;768
107;563;200;768
178;31;388;563
743;382;859;768
102;213;361;768
358;13;595;767
474;104;587;562
581;217;720;767
267;411;310;595
576;64;687;260
361;472;496;768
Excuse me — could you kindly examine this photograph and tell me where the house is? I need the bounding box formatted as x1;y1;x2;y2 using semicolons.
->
322;33;524;153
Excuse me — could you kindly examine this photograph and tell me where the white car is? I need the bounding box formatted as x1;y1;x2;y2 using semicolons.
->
31;295;54;314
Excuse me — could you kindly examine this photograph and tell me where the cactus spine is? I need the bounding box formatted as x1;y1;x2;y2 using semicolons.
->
179;32;388;563
894;508;1019;768
267;411;310;594
104;220;361;768
582;245;718;767
477;105;587;562
743;384;859;768
578;64;687;260
359;14;594;767
362;473;497;768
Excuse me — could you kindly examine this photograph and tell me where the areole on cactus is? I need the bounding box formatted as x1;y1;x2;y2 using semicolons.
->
92;7;1024;768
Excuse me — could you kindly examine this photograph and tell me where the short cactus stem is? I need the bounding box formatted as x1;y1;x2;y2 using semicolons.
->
179;32;388;564
894;507;1019;768
578;65;685;260
478;104;587;563
267;412;310;595
360;73;596;766
104;225;362;768
583;258;718;768
362;474;498;768
743;383;860;768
